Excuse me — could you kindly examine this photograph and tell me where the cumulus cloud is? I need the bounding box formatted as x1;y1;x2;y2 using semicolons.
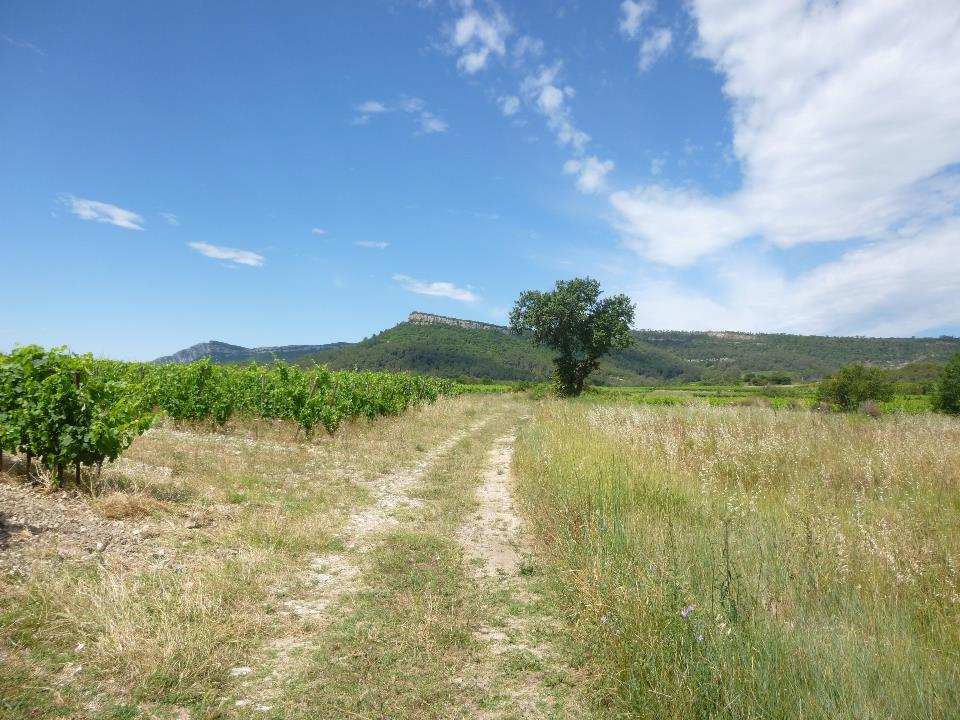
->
613;0;960;267
393;274;479;302
188;242;264;267
564;156;615;194
59;195;144;231
451;2;512;74
311;227;328;236
628;217;960;336
355;240;389;249
160;212;180;226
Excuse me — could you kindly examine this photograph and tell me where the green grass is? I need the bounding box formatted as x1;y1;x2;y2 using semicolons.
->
587;384;934;413
513;401;960;719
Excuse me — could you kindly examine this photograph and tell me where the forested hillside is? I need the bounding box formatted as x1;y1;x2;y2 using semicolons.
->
156;320;960;385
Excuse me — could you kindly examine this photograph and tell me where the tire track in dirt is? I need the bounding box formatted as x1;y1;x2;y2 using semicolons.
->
456;432;585;719
237;415;492;710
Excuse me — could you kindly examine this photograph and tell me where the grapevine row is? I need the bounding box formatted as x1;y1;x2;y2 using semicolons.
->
0;346;457;485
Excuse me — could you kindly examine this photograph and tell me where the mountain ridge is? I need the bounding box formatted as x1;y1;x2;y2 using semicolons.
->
153;312;960;384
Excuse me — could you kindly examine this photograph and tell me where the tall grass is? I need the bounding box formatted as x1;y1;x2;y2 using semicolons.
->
514;402;960;719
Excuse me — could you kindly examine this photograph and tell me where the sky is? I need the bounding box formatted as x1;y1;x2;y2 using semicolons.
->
2;0;959;360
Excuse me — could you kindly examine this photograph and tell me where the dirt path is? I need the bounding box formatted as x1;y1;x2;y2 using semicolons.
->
237;416;492;709
455;432;586;719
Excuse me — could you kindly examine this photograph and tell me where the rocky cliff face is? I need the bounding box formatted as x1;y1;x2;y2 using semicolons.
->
408;311;509;334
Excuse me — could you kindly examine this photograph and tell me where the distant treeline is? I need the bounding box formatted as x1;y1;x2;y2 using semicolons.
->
294;322;960;387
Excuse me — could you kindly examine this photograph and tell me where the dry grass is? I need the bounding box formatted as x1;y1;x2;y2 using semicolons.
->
514;401;960;719
0;395;500;718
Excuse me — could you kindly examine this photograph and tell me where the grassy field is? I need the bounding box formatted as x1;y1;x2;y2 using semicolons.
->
513;400;960;718
2;391;958;719
589;383;934;413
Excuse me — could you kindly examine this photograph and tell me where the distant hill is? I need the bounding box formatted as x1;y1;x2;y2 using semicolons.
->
154;312;960;384
153;340;349;365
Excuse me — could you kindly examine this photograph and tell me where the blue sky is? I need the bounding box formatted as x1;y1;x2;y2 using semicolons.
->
2;0;959;360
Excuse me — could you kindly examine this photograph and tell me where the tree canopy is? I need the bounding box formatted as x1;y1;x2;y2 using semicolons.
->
510;277;635;396
933;352;960;414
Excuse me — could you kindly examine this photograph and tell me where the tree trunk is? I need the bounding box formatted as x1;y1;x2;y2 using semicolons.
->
24;452;31;480
57;463;64;486
75;462;81;486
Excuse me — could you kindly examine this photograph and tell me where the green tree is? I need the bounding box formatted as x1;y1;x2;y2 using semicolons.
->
816;363;894;411
933;352;960;414
510;277;635;396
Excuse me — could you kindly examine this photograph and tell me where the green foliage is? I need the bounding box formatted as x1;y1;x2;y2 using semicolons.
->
280;320;960;387
933;352;960;414
138;361;454;435
0;346;152;483
816;364;894;411
510;277;635;396
0;348;456;485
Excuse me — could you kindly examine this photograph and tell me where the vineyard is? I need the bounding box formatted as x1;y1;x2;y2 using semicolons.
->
0;346;456;486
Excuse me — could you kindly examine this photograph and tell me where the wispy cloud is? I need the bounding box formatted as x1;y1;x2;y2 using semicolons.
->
188;242;264;267
617;1;672;73
160;212;180;226
2;34;45;56
498;95;520;116
356;100;388;114
355;240;389;249
59;195;144;230
618;1;652;39
638;28;672;72
393;274;479;302
352;96;449;134
311;227;328;236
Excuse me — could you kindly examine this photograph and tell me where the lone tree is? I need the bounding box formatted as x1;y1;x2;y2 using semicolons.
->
933;352;960;414
510;277;635;396
816;363;894;411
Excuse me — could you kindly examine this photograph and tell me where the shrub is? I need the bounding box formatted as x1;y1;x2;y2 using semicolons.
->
933;352;960;414
816;364;893;411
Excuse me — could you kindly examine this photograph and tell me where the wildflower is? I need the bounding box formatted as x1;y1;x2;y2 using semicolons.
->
680;604;695;619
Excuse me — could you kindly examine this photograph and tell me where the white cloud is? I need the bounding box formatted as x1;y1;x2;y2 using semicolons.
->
451;3;512;74
638;28;672;71
393;274;479;302
160;212;180;226
355;240;389;249
613;0;960;267
311;227;328;236
498;95;520;116
353;96;449;135
418;112;449;134
627;217;960;336
619;1;652;39
650;157;665;175
2;34;45;56
564;156;615;194
357;100;388;114
512;35;544;61
521;64;589;153
611;186;754;266
188;242;264;267
60;195;144;231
